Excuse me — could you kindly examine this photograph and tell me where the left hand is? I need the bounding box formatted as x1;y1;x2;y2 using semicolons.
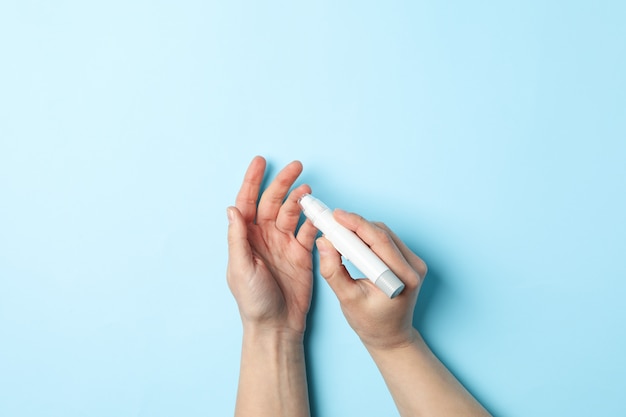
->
227;156;318;338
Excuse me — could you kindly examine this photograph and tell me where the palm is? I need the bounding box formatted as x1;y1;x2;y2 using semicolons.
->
246;223;313;328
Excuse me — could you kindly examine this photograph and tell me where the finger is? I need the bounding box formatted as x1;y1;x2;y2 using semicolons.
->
276;184;311;233
226;206;255;279
316;237;358;301
333;209;421;287
235;156;266;223
257;160;303;224
376;223;428;283
296;219;319;252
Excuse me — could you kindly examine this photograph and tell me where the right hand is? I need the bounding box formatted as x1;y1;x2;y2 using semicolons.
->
316;209;428;350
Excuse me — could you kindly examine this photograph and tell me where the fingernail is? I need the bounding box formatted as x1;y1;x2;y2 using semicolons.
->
316;237;333;253
226;207;234;224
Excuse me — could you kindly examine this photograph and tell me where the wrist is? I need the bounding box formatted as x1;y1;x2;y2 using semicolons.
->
242;323;306;346
362;327;424;355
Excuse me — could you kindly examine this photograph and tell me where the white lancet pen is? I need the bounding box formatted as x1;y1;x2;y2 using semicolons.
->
298;194;405;298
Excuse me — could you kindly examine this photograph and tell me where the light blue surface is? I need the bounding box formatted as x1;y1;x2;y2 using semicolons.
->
1;1;625;416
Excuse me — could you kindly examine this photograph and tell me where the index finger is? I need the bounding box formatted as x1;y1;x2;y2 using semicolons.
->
234;156;267;223
333;209;422;288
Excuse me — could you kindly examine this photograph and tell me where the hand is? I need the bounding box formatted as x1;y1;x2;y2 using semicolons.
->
316;209;428;350
227;156;318;338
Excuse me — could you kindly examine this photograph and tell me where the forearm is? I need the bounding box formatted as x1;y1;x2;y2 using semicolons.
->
366;328;490;417
234;327;310;417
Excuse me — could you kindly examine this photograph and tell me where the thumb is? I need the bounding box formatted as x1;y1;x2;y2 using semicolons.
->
317;237;355;301
227;206;254;271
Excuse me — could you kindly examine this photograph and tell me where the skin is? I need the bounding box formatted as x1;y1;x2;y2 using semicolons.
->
227;156;491;417
317;211;491;416
227;156;315;417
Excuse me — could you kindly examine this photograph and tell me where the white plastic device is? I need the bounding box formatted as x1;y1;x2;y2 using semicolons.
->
298;194;405;298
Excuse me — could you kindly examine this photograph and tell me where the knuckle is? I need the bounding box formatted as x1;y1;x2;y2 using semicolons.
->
419;260;428;278
318;258;338;279
373;226;393;245
373;221;390;232
404;269;422;288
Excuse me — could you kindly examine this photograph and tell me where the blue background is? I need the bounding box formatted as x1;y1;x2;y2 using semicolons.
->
1;1;625;416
